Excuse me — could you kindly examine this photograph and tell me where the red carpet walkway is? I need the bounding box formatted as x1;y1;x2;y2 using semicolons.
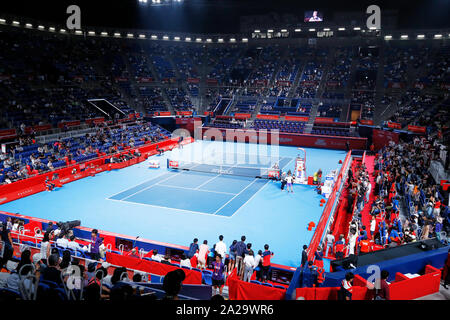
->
361;155;376;237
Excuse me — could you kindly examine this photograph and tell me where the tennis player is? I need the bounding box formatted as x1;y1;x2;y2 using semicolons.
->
286;171;294;193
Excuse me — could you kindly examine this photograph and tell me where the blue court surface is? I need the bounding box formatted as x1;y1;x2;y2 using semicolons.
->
0;141;346;267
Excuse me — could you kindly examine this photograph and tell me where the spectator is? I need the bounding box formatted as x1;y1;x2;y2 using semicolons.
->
338;272;354;300
211;254;225;296
39;232;51;261
334;235;345;260
40;254;62;285
300;261;318;288
375;270;391;300
161;254;172;265
234;236;247;280
6;249;33;291
89;229;103;261
151;249;161;262
0;222;14;270
301;245;308;267
261;244;274;282
197;240;209;270
179;254;191;268
187;238;199;259
56;234;69;249
254;250;263;282
243;250;256;282
67;235;86;252
162;269;186;300
325;231;335;257
228;240;237;275
214;235;227;263
59;250;72;270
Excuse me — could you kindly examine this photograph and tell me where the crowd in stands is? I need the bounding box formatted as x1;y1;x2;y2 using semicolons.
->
389;90;448;130
324;137;449;263
0;121;170;184
0;216;280;300
326;47;353;88
351;91;375;120
1;26;449;131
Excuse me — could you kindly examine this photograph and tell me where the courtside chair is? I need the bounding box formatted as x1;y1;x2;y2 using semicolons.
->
261;282;273;287
273;285;286;290
202;270;213;286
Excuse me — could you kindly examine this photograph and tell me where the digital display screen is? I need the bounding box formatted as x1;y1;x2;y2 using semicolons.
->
304;11;323;22
165;247;186;261
270;268;293;285
115;238;134;252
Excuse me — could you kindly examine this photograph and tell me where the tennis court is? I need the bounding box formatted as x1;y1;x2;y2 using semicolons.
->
108;156;292;217
0;140;346;267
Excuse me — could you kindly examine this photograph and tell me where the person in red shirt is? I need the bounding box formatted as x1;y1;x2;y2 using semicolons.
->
359;239;371;254
339;272;354;300
334;234;345;260
261;244;274;283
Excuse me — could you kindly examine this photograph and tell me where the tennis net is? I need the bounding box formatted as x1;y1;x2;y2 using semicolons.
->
167;159;280;179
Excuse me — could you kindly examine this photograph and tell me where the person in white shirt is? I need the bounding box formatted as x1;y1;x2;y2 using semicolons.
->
180;254;192;268
325;231;335;257
243;250;256;282
67;235;86;252
197;240;209;270
151;249;162;262
12;220;20;232
56;235;69;248
254;250;263;282
40;232;51;260
285;172;294;193
214;235;227;263
348;231;357;256
370;216;376;239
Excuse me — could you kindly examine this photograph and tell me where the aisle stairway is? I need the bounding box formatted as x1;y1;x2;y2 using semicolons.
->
360;155;377;236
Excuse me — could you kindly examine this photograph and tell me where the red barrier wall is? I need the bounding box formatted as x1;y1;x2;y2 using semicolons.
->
389;265;441;300
295;265;442;300
234;113;252;119
0;137;193;205
106;252;202;285
295;286;370;300
314;117;335;124
256;114;280;120
407;125;427;134
201;128;367;150
227;276;286;300
284;116;309;122
387;121;402;129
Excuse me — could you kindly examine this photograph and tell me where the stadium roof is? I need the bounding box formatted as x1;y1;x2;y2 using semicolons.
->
0;0;449;34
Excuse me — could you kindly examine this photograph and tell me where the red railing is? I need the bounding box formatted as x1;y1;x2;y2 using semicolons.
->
307;151;352;261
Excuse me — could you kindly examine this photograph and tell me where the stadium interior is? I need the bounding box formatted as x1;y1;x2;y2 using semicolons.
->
0;0;449;303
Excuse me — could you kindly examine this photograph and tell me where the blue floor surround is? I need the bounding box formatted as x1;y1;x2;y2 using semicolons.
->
0;141;346;267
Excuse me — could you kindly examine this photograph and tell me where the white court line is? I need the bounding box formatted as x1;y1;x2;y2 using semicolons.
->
107;171;171;199
155;183;237;196
107;198;232;219
120;170;185;201
192;162;241;190
215;156;293;217
193;173;221;190
212;178;259;215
